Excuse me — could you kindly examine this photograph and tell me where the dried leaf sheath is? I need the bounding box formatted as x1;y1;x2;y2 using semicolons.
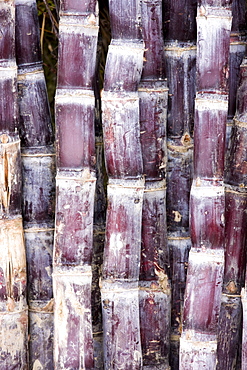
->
180;1;232;368
0;0;28;367
53;1;98;368
15;0;55;367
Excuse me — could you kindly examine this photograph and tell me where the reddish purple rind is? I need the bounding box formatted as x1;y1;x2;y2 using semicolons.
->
190;185;225;250
223;191;247;294
0;73;18;134
102;183;144;280
15;0;42;66
228;44;246;120
225;125;247;186
103;40;144;92
25;231;53;301
193;99;227;179
102;93;143;178
0;0;15;63
53;273;94;369
196;9;232;93
57;26;98;89
56;94;96;170
60;0;97;13
139;81;167;179
140;186;168;281
139;286;170;367
162;0;197;43
216;295;242;370
165;50;196;138
101;282;142;370
182;250;224;334
227;1;247;121
141;0;165;79
242;297;247;367
234;61;247;120
21;153;55;225
54;177;95;266
167;145;193;234
17;70;53;147
108;0;141;40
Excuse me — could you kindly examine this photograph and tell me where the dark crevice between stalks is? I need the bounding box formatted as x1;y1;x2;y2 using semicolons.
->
37;0;58;127
92;2;111;368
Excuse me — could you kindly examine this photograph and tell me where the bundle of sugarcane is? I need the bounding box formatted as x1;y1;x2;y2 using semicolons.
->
100;0;145;368
226;0;247;147
217;55;247;370
15;0;56;367
0;0;28;367
163;0;197;367
53;0;99;368
138;1;170;368
180;0;232;367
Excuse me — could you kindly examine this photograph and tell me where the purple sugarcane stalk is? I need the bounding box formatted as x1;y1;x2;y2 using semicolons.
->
233;57;247;369
226;0;247;148
138;1;170;368
15;0;55;367
101;0;145;368
180;1;232;368
0;0;28;367
163;0;197;367
53;1;98;368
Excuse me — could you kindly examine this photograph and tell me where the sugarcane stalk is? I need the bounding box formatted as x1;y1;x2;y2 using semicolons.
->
101;179;145;369
217;59;247;370
228;56;247;369
139;179;170;370
101;0;145;368
180;1;232;368
0;0;28;367
53;1;98;368
226;0;247;148
162;1;197;367
15;0;56;367
137;1;170;368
